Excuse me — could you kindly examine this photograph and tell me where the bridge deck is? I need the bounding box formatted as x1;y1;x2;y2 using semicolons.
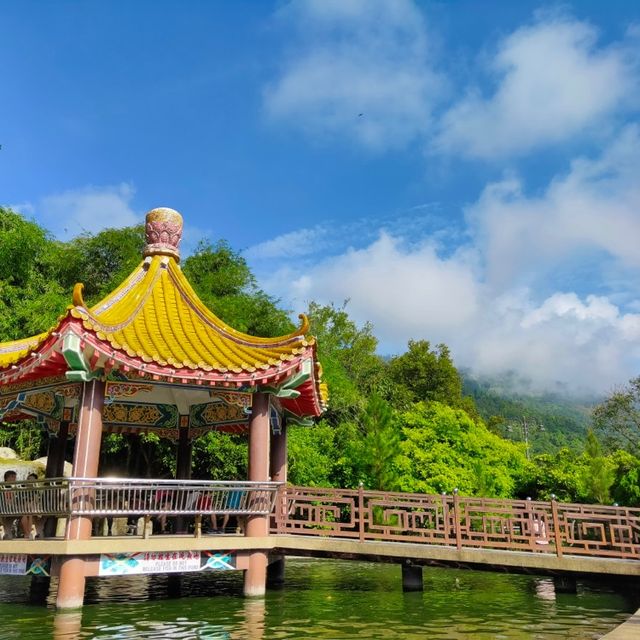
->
1;534;638;577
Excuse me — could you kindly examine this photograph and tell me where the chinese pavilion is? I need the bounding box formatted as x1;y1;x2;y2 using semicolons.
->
0;207;326;607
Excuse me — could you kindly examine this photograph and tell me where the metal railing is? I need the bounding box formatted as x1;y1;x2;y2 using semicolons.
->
272;486;640;560
0;477;280;518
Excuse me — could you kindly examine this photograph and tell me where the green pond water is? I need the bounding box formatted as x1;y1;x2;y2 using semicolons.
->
0;559;636;639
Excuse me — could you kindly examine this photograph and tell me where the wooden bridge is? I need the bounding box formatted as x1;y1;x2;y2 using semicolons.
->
0;479;639;593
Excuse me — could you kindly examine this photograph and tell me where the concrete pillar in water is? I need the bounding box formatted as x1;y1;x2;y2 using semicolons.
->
553;575;577;594
402;562;423;592
56;380;105;610
29;575;51;605
44;433;58;478
54;420;70;478
244;392;270;597
167;574;182;598
176;426;192;479
267;555;286;588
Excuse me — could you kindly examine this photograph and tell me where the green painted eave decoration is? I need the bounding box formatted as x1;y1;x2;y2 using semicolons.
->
62;333;103;382
262;360;313;399
284;410;314;428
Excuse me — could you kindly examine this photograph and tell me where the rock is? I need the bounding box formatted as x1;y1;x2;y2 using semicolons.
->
0;459;44;481
33;458;72;477
0;448;18;460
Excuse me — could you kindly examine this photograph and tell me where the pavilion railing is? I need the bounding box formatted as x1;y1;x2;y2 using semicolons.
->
272;486;640;560
0;477;281;519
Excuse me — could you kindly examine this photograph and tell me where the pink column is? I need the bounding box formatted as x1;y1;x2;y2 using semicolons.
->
244;392;270;597
175;425;192;534
56;379;105;609
269;422;287;484
267;419;287;589
267;421;287;587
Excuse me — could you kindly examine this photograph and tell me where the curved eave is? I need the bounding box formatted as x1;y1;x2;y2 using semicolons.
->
280;346;328;419
83;325;315;387
0;317;327;413
0;310;79;386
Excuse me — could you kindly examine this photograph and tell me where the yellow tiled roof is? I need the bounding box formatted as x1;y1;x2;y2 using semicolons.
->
0;255;312;374
78;255;311;372
0;333;49;369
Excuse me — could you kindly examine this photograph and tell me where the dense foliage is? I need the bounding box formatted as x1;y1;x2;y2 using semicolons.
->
1;207;639;506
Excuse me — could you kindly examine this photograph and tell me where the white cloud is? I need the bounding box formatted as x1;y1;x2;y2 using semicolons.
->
435;15;638;158
39;183;140;239
254;127;640;394
468;125;640;290
257;226;640;393
470;290;640;394
286;232;480;345
246;226;328;260
264;0;443;150
266;7;639;158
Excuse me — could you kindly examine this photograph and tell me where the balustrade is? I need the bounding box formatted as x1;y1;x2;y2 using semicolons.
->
273;486;640;560
0;477;280;519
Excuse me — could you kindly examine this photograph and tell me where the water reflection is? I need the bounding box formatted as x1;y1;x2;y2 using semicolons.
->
534;577;557;602
234;599;264;640
53;611;82;640
0;560;635;639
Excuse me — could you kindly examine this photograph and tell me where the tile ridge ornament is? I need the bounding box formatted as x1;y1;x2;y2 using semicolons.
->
143;207;183;262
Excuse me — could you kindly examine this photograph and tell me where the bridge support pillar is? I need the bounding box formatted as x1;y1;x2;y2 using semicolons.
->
167;573;182;598
244;392;270;598
56;380;105;610
402;562;423;592
29;575;51;605
57;558;86;610
267;555;286;589
553;575;577;594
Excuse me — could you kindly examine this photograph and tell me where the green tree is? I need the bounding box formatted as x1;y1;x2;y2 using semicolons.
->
359;395;400;491
593;377;640;455
288;421;336;486
183;240;293;337
192;432;248;480
65;225;145;303
578;430;614;504
610;450;640;507
306;301;387;420
389;340;468;409
395;401;528;497
0;207;69;339
520;448;582;501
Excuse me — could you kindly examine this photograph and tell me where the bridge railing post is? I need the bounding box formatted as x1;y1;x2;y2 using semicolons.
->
525;497;536;551
358;483;365;542
274;484;284;534
452;489;462;550
551;496;563;557
441;493;451;546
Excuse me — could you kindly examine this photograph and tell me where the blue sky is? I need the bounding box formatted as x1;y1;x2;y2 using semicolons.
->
2;0;640;394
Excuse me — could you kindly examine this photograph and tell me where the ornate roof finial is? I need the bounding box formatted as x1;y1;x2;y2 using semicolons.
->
143;207;183;261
